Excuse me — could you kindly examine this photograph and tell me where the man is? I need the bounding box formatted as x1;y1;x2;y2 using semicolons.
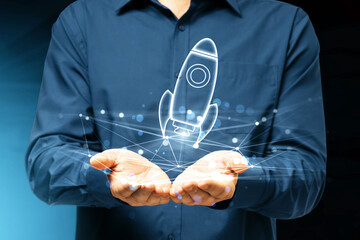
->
26;0;326;239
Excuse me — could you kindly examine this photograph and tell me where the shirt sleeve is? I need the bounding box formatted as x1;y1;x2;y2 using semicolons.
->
25;4;124;208
214;9;327;219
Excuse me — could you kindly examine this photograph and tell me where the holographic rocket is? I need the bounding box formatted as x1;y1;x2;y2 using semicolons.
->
159;38;218;147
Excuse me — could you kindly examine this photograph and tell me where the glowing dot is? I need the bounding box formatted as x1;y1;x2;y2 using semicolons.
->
136;114;144;122
255;121;260;126
246;107;254;116
79;113;83;117
222;101;230;110
249;165;254;168
138;149;144;155
179;106;186;114
138;131;143;136
163;139;169;146
261;117;267;122
236;104;245;113
165;136;169;139
129;185;138;191
208;161;216;168
225;186;231;192
228;116;231;120
119;112;124;118
214;119;222;128
87;154;92;158
186;110;195;120
121;147;128;150
213;98;221;106
233;158;241;164
103;140;110;147
235;147;239;150
162;151;166;155
100;109;105;114
285;129;291;134
193;143;199;149
234;157;248;166
273;109;278;113
197;116;203;122
271;147;277;152
85;116;90;121
232;137;238;143
180;131;188;136
224;175;234;182
177;194;183;200
193;195;202;204
177;165;181;168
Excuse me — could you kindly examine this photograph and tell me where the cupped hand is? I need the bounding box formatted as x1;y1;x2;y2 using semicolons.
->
90;149;171;206
170;150;248;206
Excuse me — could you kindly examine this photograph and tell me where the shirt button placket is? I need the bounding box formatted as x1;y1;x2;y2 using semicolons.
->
172;20;189;240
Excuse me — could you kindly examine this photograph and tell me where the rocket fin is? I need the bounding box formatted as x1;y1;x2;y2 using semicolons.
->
159;90;173;138
196;103;218;144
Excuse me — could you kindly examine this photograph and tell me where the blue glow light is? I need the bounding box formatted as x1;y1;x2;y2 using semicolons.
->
136;114;144;122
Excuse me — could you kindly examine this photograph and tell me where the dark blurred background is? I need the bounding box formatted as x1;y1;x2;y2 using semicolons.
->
0;0;359;239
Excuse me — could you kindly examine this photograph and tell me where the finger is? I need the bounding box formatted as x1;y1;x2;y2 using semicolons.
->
177;191;194;206
159;196;170;205
109;173;139;198
228;153;248;174
198;179;233;199
155;183;171;196
131;184;155;203
146;192;163;206
185;187;214;206
171;196;181;204
90;149;126;170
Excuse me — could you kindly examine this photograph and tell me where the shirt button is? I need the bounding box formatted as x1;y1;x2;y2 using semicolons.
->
168;234;175;240
178;24;185;31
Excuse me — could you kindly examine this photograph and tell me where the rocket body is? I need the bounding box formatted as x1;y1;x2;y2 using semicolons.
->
159;38;218;145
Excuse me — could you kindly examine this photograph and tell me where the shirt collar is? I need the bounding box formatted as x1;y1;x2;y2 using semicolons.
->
113;0;242;16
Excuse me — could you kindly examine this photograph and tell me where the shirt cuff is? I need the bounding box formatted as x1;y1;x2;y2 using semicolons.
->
211;165;268;210
84;154;126;208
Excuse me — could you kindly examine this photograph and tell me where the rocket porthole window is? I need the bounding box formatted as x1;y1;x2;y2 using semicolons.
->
186;64;211;88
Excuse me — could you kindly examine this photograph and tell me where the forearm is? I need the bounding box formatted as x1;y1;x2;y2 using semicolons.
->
26;135;124;208
215;149;326;219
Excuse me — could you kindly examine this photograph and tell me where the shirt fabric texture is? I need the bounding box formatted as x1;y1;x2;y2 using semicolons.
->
26;0;327;239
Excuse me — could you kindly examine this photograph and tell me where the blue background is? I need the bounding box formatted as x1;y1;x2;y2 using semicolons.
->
0;1;76;239
0;0;359;239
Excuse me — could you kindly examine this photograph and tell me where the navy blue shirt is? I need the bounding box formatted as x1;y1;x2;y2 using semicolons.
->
26;0;327;239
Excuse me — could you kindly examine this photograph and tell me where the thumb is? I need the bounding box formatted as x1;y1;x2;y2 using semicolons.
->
90;149;123;170
228;153;248;174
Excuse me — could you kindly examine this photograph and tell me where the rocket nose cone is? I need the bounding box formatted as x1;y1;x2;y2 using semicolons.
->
192;38;218;58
